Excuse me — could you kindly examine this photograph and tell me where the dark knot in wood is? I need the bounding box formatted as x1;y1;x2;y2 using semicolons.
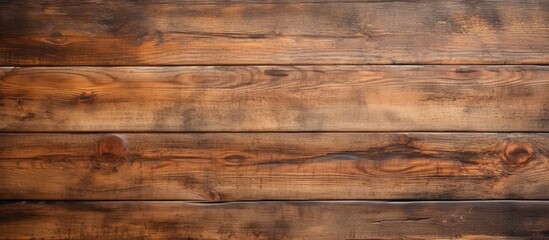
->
46;32;67;45
76;92;97;105
398;134;411;145
264;69;289;77
503;142;534;165
97;135;128;162
223;154;248;164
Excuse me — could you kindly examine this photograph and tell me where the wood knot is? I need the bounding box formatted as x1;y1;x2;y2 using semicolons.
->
503;142;534;165
46;32;67;45
223;154;248;164
97;135;128;162
264;69;289;77
398;134;411;145
76;92;97;105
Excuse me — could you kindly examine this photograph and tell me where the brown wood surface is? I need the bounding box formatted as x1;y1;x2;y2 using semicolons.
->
2;1;549;238
0;201;547;239
2;65;548;132
1;133;548;200
1;1;548;65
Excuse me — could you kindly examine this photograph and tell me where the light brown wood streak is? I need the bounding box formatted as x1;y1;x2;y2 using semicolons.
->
0;133;547;200
1;1;548;65
1;65;548;132
0;201;548;239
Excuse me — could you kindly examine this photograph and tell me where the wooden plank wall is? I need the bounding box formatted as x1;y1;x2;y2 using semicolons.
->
0;0;548;239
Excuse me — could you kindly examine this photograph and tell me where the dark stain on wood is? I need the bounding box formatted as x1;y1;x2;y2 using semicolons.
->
20;112;35;121
1;1;548;65
0;201;547;239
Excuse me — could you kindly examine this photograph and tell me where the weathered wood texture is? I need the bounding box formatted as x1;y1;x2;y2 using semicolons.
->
0;201;547;239
1;133;547;200
1;65;548;132
1;1;548;65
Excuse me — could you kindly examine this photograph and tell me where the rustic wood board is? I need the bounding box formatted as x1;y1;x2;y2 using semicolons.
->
1;65;548;132
2;0;549;239
0;201;547;239
1;133;547;200
1;1;548;65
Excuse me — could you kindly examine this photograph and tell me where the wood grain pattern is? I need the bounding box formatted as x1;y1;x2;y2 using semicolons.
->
1;133;548;200
0;201;547;239
3;1;548;238
1;1;548;65
1;65;548;132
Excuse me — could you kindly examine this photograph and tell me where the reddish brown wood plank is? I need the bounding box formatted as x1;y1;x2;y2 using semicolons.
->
0;201;547;239
1;65;548;132
1;133;548;200
1;1;548;65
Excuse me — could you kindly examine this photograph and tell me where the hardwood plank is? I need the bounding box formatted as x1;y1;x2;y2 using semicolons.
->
1;1;548;65
0;201;547;239
1;133;548;200
1;65;548;132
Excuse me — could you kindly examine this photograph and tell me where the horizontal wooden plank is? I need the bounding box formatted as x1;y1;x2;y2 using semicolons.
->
1;1;548;65
0;201;547;239
1;133;548;200
1;65;548;132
